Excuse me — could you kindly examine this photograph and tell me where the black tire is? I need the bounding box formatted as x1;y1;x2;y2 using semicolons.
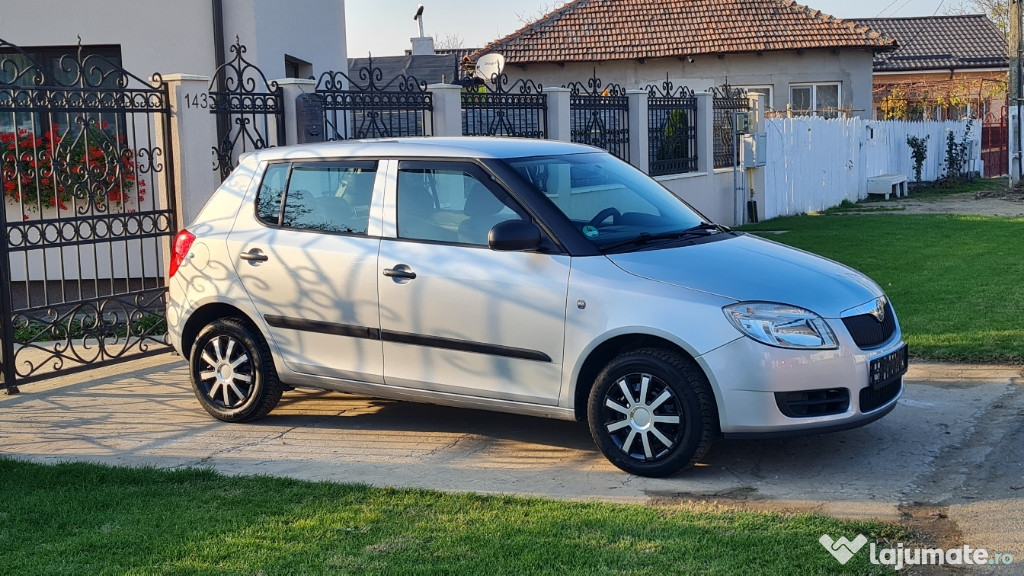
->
189;317;283;423
587;348;715;477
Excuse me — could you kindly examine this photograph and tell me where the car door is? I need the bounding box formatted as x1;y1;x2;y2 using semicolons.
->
377;160;571;405
228;160;384;383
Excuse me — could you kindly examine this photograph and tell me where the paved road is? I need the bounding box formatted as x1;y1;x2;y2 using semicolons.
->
2;356;1021;569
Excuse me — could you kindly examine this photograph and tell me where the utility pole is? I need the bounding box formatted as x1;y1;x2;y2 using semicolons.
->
1011;0;1022;184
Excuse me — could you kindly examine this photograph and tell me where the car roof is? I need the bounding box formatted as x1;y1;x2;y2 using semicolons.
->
239;137;601;164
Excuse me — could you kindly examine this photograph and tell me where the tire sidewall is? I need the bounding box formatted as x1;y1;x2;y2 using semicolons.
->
587;350;710;477
189;319;268;422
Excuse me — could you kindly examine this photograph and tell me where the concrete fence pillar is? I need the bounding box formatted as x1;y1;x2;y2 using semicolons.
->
277;78;317;145
427;84;464;137
543;87;572;142
695;92;714;174
748;93;766;132
157;74;221;227
627;90;649;174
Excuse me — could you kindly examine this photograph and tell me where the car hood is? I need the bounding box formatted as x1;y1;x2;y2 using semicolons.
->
605;234;883;318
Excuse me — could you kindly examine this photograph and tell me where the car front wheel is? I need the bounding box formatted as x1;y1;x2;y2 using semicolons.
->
587;348;715;477
189;317;283;422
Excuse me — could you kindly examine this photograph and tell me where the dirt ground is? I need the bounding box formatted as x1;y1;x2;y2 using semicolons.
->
852;180;1024;218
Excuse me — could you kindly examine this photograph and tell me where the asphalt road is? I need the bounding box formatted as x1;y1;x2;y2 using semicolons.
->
1;355;1021;570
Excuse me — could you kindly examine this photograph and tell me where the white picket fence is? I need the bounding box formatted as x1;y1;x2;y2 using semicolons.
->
763;117;982;219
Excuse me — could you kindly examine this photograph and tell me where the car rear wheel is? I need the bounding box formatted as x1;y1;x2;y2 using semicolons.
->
587;348;714;477
189;318;283;422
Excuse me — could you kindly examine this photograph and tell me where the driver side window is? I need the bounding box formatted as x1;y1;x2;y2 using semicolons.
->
396;164;523;246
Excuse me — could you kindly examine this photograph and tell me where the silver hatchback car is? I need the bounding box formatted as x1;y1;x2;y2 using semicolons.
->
166;137;907;477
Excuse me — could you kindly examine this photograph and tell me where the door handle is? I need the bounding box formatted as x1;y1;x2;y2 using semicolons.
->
240;249;269;263
383;265;417;280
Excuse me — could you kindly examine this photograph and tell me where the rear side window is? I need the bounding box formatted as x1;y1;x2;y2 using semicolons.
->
256;161;377;235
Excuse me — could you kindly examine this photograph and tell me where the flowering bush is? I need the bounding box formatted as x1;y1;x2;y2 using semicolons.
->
1;124;145;212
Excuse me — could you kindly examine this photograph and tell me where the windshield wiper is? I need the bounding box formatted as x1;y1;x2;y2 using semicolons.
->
597;222;730;253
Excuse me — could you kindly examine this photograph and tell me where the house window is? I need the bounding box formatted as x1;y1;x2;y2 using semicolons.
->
284;55;313;79
739;86;773;110
0;44;123;134
790;83;841;118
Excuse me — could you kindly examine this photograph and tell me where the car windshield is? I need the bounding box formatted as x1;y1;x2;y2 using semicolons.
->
504;152;707;250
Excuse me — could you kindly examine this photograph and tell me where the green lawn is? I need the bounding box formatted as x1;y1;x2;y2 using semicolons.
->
0;459;902;575
740;212;1024;363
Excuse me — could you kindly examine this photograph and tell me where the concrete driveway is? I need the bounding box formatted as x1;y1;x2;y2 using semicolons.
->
2;355;1021;566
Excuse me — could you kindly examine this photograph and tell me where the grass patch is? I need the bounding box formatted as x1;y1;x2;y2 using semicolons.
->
740;213;1024;363
0;459;903;575
13;313;166;344
907;177;1007;201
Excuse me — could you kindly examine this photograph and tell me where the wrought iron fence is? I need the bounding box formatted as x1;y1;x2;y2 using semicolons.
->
315;56;433;140
0;37;176;391
712;84;748;169
566;71;629;161
209;37;284;180
461;74;546;138
647;80;697;176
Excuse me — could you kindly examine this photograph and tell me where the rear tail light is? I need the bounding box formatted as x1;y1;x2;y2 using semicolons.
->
169;229;196;279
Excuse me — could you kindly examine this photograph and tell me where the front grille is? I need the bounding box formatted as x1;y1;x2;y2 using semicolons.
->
775;388;850;418
860;379;902;413
842;301;896;350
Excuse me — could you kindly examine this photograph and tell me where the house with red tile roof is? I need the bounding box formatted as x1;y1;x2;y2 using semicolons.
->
472;0;896;119
849;15;1008;122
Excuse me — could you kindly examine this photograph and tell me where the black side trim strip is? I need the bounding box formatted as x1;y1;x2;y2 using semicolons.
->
264;315;381;339
381;329;552;362
262;316;552;363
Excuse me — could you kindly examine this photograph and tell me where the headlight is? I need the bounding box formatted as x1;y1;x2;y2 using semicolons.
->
723;302;838;349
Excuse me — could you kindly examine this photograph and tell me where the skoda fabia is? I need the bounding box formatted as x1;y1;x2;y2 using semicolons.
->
166;137;907;477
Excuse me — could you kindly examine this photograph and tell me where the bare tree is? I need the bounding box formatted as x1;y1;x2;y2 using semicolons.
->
944;0;1008;39
434;33;464;50
515;1;567;26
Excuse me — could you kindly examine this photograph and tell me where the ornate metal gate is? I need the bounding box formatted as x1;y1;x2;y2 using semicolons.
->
566;71;629;161
0;38;177;392
711;83;749;169
209;38;284;180
315;56;433;140
461;74;547;138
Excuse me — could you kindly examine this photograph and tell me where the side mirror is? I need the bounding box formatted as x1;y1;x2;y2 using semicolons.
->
488;220;542;251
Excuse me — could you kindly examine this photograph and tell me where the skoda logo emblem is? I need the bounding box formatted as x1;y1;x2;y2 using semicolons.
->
870;298;887;324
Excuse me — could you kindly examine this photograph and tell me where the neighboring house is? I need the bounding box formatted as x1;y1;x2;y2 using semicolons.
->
0;0;347;84
348;54;460;86
850;15;1008;121
471;0;896;119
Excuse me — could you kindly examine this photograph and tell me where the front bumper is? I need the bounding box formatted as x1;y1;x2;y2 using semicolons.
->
698;323;905;437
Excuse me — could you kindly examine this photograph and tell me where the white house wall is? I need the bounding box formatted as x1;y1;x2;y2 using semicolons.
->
0;0;216;79
221;0;348;79
1;0;348;79
502;48;876;119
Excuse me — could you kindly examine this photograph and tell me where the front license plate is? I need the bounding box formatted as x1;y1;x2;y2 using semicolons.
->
869;344;908;389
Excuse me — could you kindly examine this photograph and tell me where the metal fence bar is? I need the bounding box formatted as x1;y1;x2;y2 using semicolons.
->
646;80;697;177
315;58;433;140
712;84;748;169
460;74;547;139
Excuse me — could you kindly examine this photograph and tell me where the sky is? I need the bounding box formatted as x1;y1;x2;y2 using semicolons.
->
345;0;958;57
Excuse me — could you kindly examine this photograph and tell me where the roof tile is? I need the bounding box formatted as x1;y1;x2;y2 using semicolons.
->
849;15;1007;72
475;0;896;63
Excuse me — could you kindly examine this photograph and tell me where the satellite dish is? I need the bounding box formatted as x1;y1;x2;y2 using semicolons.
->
475;53;505;82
